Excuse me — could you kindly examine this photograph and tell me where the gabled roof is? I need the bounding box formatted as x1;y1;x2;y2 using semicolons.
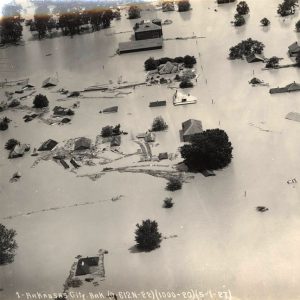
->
286;82;300;92
38;139;58;151
246;53;265;63
42;77;58;88
288;41;300;52
134;21;162;33
182;119;203;137
74;137;91;150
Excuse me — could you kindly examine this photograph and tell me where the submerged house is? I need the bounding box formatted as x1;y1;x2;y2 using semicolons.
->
9;144;29;159
173;90;197;106
246;53;265;63
134;20;163;40
181;119;203;142
38;139;58;151
270;82;300;94
74;137;91;151
288;42;300;57
42;77;58;88
162;1;175;11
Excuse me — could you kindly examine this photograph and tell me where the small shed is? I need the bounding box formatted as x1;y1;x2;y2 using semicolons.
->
38;139;58;151
158;152;168;160
149;100;166;107
103;106;118;113
74;137;91;151
246;53;265;63
42;77;58;88
110;135;121;147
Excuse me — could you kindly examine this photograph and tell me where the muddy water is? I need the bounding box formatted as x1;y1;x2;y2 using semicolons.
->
1;0;300;299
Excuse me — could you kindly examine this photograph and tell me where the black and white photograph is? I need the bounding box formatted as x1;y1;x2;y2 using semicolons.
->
0;0;300;299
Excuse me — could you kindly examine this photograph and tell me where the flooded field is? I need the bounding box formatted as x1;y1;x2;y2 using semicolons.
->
1;0;300;299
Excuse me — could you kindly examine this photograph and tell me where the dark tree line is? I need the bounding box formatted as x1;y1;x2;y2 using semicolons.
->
30;5;116;38
0;4;23;44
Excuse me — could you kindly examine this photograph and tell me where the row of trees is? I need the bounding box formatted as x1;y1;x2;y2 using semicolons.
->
31;6;116;38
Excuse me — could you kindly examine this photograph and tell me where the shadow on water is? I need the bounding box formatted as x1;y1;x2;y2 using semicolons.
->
179;10;192;22
128;245;143;253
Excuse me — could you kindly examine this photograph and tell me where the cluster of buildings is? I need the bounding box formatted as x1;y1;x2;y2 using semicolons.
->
118;19;163;54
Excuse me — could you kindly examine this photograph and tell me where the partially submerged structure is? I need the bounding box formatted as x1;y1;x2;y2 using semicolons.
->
38;139;58;151
9;144;30;159
110;135;121;147
158;61;179;75
149;100;166;107
118;38;163;54
180;119;203;142
285;112;300;122
42;77;58;88
102;106;118;113
270;82;300;94
288;42;300;57
246;53;265;63
74;137;91;151
217;0;236;3
173;90;197;106
134;19;163;40
158;152;168;160
53;106;74;116
145;132;156;142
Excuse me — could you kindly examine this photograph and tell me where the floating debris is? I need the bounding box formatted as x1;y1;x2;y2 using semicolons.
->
256;206;269;212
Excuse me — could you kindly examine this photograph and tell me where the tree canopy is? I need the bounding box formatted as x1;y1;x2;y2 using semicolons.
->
178;0;191;12
135;219;162;251
236;1;250;15
33;94;49;108
180;129;233;171
0;224;18;265
229;38;265;60
277;0;298;16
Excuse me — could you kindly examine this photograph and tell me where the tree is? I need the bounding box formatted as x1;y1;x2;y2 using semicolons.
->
128;6;141;19
0;224;18;265
5;139;20;150
236;1;250;15
178;0;191;12
151;116;168;131
144;57;158;71
260;17;270;26
33;5;53;39
0;117;10;131
0;4;23;44
277;0;298;16
233;14;246;26
229;38;265;60
296;20;300;31
166;177;182;191
183;55;196;67
180;129;233;171
135;219;162;251
33;94;49;108
163;197;174;208
179;79;194;88
266;56;279;68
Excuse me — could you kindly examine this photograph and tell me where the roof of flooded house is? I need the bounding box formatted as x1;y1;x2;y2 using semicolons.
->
269;82;300;94
149;100;166;107
103;106;118;113
74;137;91;150
9;144;27;158
246;53;265;63
42;77;58;87
134;21;162;33
182;119;203;137
158;61;178;74
110;135;121;146
288;42;300;52
118;38;163;53
38;139;58;151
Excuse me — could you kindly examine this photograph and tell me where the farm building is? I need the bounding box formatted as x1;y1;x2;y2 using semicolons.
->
181;119;203;142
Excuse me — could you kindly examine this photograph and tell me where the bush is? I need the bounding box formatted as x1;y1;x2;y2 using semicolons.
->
163;197;174;208
266;56;279;68
112;124;121;135
145;57;158;71
236;1;249;15
0;223;18;265
178;0;191;12
180;80;194;88
151;116;168;131
33;94;49;108
135;219;162;251
101;125;113;137
183;55;196;67
5;138;20;150
128;6;141;19
260;17;270;26
233;14;245;26
0;120;9;131
166;177;182;191
229;38;265;60
180;129;233;171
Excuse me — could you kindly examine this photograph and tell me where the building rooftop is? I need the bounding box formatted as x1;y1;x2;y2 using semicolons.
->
118;38;163;54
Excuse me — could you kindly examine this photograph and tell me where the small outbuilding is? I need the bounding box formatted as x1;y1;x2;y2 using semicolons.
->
158;152;168;160
38;139;58;151
74;137;91;151
288;42;300;57
110;135;121;147
246;53;265;63
102;106;118;113
42;77;58;88
9;144;29;159
149;100;166;107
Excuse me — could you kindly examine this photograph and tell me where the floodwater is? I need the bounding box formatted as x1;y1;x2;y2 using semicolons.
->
1;0;300;299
